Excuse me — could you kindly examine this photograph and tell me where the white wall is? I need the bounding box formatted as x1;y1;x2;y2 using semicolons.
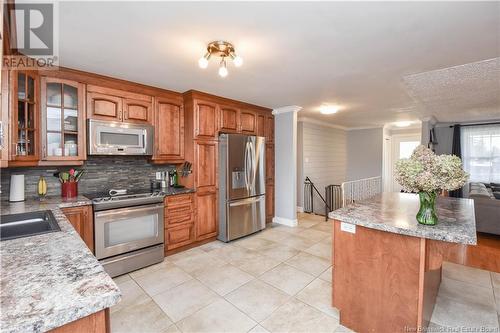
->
346;128;384;181
274;111;298;224
297;121;347;214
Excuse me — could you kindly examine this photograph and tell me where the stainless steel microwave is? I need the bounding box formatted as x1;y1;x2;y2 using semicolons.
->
88;119;154;155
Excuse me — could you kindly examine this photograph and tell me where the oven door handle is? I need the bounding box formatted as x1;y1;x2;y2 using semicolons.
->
95;203;164;221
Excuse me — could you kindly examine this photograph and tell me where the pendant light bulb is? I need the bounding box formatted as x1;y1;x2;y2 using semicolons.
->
233;55;243;67
198;52;210;69
218;58;228;77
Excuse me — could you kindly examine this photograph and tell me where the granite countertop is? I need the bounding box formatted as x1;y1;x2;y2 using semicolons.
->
0;198;121;333
1;195;92;215
329;192;477;245
160;187;195;196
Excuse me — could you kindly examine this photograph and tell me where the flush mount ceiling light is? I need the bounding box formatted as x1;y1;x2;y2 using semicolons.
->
319;104;339;115
198;41;243;78
394;121;413;127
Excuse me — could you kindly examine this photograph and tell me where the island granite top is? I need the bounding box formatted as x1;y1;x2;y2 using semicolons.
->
1;198;121;333
329;192;477;245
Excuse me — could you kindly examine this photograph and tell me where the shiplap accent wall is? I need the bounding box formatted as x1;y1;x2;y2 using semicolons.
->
298;121;347;214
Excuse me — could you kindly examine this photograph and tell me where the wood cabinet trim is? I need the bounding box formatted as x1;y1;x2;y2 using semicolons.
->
87;84;152;102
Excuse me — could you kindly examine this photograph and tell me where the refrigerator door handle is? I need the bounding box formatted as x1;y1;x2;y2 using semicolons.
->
229;195;265;207
244;141;251;192
249;141;256;191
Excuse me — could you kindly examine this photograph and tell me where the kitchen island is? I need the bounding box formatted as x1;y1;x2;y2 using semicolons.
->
1;198;121;333
329;192;476;333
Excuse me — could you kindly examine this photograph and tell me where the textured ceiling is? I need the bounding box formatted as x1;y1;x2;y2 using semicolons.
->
57;2;500;128
404;58;500;123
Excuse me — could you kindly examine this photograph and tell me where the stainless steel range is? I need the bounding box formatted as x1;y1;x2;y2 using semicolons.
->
88;189;165;277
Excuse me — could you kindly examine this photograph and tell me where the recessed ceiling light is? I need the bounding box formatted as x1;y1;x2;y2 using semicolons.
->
319;105;339;115
394;121;412;127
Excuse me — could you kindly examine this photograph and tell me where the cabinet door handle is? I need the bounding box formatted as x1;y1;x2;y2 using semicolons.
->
124;110;128;120
118;110;122;121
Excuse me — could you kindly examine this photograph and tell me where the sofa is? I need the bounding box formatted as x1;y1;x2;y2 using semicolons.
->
468;182;500;236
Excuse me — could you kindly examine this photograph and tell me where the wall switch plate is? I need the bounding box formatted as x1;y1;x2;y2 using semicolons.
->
340;222;356;234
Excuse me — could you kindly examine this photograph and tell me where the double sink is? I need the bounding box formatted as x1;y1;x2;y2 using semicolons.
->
1;211;60;241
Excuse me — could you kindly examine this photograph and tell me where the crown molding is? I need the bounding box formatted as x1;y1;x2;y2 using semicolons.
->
420;116;438;125
297;117;347;130
272;105;302;115
346;125;384;131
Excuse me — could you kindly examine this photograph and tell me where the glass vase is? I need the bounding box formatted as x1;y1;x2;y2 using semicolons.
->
416;191;438;225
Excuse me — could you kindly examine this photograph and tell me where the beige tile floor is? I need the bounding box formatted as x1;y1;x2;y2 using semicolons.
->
111;213;500;333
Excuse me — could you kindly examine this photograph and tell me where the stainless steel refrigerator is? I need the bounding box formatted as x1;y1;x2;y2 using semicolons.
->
218;133;266;242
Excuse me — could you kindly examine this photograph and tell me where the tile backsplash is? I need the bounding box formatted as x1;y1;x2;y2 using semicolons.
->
0;156;175;200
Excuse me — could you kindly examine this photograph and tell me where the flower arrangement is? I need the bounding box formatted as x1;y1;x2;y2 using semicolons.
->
395;145;468;225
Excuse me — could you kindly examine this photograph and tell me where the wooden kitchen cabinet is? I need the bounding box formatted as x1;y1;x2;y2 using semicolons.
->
194;140;217;189
266;184;275;223
9;70;40;166
166;223;195;251
194;100;218;139
86;91;123;121
86;85;152;124
164;193;195;251
240;110;258;134
266;144;275;182
195;190;218;240
40;77;86;163
256;113;265;137
123;98;152;123
151;96;184;163
265;115;274;143
62;205;94;253
219;104;239;133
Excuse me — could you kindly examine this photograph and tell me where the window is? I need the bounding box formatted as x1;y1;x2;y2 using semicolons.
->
461;125;500;183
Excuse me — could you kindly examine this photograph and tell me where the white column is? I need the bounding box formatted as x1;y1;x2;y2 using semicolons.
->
272;105;302;227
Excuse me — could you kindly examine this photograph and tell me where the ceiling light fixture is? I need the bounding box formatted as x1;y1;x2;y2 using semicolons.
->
198;41;243;77
394;121;412;127
319;105;339;115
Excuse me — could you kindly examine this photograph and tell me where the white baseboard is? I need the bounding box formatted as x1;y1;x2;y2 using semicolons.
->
272;216;298;227
297;206;304;213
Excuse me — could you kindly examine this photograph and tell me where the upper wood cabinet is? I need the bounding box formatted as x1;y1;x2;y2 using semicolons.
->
151;96;184;163
194;99;218;139
87;91;122;121
265;115;274;143
86;85;152;124
219;105;239;133
266;144;275;182
123;98;152;123
240;110;257;134
40;77;86;162
256;113;265;137
195;140;217;189
10;70;40;165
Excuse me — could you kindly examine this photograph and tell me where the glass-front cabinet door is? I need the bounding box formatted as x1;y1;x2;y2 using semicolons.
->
41;77;85;161
11;70;39;163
